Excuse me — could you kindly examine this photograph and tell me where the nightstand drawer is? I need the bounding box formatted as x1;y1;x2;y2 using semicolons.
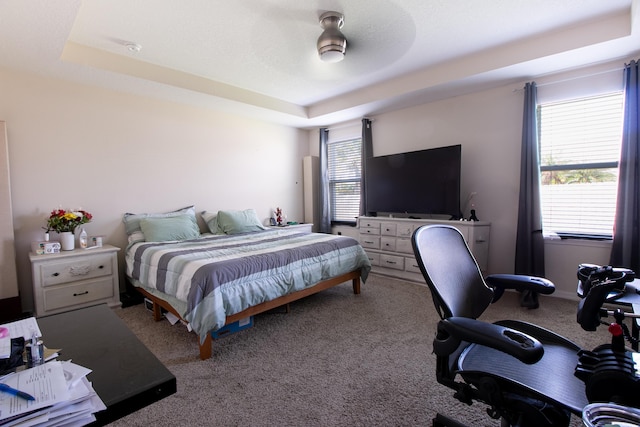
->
43;277;115;312
39;253;113;287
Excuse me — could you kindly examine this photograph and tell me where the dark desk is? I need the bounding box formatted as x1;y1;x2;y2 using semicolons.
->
38;304;177;426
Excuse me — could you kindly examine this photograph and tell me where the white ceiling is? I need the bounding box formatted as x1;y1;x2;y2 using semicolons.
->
1;0;639;128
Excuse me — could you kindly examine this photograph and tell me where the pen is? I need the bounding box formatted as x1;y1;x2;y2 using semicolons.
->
0;383;35;401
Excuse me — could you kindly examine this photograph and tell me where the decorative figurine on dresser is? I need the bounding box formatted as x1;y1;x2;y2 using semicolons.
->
30;208;120;317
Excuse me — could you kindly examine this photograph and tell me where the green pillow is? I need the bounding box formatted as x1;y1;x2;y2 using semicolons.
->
216;209;266;235
123;206;197;236
139;214;200;242
200;210;220;234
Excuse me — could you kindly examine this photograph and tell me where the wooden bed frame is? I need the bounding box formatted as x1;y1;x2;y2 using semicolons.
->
135;270;362;360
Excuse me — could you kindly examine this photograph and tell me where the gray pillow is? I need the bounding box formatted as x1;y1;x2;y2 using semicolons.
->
200;210;220;234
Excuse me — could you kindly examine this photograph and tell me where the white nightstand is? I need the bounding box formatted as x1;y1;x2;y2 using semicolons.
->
30;244;121;317
270;223;313;233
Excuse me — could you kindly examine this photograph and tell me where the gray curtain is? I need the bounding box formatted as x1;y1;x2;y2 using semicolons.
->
515;82;545;308
360;118;373;216
318;128;331;233
610;60;640;273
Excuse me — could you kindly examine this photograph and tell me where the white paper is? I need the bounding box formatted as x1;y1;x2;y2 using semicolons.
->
0;362;106;426
0;318;42;341
0;337;10;359
59;361;91;389
0;361;71;422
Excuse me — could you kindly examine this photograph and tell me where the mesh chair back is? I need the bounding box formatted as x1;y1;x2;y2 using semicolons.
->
412;225;494;319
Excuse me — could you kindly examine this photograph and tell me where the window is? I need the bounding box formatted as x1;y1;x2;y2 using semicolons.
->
327;138;362;223
538;93;623;238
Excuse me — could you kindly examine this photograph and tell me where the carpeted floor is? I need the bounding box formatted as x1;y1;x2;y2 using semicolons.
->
109;274;610;426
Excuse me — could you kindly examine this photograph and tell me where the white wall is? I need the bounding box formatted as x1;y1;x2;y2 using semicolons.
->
0;68;309;313
311;60;624;299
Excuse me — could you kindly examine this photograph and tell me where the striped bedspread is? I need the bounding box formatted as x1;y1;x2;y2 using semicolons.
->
126;228;371;338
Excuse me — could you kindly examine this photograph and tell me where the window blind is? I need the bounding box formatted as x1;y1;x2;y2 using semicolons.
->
327;138;362;222
538;93;623;237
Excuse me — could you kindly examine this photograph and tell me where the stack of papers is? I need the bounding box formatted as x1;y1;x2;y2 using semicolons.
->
0;360;105;426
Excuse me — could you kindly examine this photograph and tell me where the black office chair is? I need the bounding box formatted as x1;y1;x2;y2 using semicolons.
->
411;224;589;427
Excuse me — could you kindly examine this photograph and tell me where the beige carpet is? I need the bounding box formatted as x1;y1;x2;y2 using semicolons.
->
109;274;610;427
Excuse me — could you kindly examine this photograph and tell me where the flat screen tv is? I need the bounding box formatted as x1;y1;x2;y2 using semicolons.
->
365;144;461;219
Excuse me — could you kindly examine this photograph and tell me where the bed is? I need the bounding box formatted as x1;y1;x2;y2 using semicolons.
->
123;207;372;360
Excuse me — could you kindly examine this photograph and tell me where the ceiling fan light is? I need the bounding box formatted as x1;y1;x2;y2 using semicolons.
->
319;49;345;63
317;12;346;63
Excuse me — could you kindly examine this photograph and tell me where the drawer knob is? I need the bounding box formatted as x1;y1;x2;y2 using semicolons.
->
52;272;59;277
73;291;89;297
98;265;104;269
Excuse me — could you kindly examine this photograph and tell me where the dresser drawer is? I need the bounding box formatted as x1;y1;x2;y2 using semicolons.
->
379;254;404;270
43;277;115;312
397;223;414;237
360;226;380;235
365;251;380;266
39;253;113;287
359;220;381;230
380;237;396;251
381;223;397;236
404;256;422;274
396;238;413;254
360;235;380;249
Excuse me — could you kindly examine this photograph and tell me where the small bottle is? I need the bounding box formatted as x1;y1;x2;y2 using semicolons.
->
79;228;88;249
27;329;43;368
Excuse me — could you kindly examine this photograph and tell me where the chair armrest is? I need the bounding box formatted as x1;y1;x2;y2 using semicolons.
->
434;317;544;364
485;274;555;302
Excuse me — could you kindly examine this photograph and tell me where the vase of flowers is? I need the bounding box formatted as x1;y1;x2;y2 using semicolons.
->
44;208;93;251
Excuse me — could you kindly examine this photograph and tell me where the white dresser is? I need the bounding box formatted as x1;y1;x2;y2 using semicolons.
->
357;216;490;283
30;245;121;316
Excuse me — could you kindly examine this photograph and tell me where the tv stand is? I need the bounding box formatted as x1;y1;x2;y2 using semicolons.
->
357;216;490;284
